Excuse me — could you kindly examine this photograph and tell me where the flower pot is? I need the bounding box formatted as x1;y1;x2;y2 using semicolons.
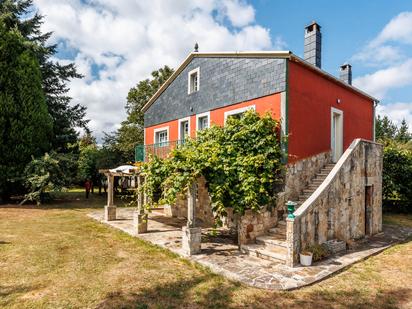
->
300;252;313;266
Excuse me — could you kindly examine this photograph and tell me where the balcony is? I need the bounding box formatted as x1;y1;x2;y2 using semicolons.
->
135;140;185;162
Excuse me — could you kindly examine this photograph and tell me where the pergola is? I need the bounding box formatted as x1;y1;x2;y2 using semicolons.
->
99;166;201;255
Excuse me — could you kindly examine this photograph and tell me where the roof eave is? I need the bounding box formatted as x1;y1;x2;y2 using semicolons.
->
289;54;378;102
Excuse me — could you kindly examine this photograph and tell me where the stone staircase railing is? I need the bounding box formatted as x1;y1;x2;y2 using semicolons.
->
285;139;383;266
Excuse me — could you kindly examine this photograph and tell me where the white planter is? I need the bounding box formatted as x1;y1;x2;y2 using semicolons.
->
300;252;313;266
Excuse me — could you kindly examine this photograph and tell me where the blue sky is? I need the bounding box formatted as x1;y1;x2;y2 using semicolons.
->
34;0;412;139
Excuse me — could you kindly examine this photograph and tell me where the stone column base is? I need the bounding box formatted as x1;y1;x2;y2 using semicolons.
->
182;226;201;256
133;211;148;234
104;205;116;221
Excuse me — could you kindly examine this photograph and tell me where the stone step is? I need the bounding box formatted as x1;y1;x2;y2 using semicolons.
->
277;220;286;226
321;167;334;172
303;189;316;194
268;227;286;236
256;235;288;249
241;244;287;263
308;184;319;190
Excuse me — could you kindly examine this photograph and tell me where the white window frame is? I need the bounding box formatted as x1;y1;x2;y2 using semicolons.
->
188;67;200;94
153;126;169;145
330;107;344;163
178;117;191;141
196;111;211;132
224;105;256;124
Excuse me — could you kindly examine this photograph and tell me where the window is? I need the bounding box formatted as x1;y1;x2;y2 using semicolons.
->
188;67;200;94
178;117;191;142
196;111;210;132
223;105;256;124
154;127;169;146
198;116;208;130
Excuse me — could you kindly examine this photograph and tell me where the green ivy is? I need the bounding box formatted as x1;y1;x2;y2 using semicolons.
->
141;111;285;221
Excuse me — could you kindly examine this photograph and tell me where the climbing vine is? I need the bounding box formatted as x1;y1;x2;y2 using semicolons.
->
141;111;285;220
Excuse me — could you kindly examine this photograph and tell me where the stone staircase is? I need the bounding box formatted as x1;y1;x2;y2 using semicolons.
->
241;163;335;263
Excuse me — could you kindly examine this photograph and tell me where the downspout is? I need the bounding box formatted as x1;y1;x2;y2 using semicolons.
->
282;58;290;164
373;100;379;142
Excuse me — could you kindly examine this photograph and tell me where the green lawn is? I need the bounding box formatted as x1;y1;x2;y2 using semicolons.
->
0;192;411;308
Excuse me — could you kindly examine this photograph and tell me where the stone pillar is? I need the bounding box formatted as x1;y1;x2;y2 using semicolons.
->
133;174;147;234
182;182;201;255
182;226;201;255
104;174;116;221
286;217;300;267
187;182;196;228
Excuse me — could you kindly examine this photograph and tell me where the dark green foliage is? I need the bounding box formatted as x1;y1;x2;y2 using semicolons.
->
376;115;412;212
142;111;285;221
382;142;412;204
375;115;411;142
0;23;52;199
22;152;75;204
396;119;412;143
0;0;88;152
106;66;174;162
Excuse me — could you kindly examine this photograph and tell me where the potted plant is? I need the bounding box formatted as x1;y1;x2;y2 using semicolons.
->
300;244;330;266
299;250;313;266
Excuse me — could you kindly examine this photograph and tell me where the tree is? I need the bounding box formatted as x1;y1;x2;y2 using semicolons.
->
0;0;88;152
0;23;53;199
106;66;174;162
375;115;397;141
396;119;412;143
375;115;412;212
22;152;76;205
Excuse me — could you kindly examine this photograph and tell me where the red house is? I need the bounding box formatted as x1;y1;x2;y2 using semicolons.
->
134;22;382;266
141;22;376;164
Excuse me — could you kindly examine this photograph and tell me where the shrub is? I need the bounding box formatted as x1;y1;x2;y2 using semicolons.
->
141;111;285;222
304;244;330;262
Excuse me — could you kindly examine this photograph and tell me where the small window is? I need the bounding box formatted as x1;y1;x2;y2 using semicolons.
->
196;112;210;132
188;67;200;94
223;105;256;124
155;129;168;146
198;116;209;130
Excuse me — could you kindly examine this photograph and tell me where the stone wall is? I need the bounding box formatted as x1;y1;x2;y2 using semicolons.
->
286;139;383;266
164;176;215;227
238;206;278;245
276;152;331;210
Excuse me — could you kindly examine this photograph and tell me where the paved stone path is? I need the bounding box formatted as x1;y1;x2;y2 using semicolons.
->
88;208;412;290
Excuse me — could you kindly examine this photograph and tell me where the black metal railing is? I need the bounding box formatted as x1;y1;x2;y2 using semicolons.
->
135;140;186;162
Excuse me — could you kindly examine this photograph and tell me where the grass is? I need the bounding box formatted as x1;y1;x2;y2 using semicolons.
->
0;192;411;308
383;213;412;228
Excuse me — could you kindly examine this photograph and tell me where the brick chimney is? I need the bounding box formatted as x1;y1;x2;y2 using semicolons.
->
340;63;352;85
304;21;322;68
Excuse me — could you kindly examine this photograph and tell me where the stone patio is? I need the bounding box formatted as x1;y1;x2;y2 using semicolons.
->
88;208;412;290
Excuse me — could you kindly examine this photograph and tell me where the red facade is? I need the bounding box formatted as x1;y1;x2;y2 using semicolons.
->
287;61;374;162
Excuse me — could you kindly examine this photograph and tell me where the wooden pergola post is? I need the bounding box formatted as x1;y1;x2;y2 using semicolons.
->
104;173;116;221
182;181;201;255
133;174;148;234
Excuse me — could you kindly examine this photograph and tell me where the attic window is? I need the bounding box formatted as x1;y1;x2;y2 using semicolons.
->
188;67;200;94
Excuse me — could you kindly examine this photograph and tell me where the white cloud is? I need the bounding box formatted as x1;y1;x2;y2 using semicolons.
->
353;59;412;99
352;11;412;66
34;0;283;141
352;11;412;131
377;102;412;132
220;0;255;27
371;11;412;46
